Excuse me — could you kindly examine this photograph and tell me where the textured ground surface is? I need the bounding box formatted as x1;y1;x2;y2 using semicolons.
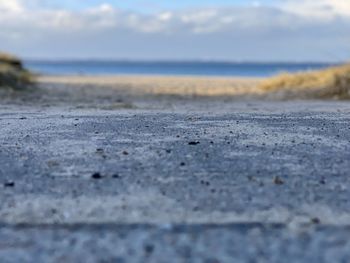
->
0;100;350;262
2;223;350;263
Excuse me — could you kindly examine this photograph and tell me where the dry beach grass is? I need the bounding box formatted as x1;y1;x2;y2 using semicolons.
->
258;64;350;99
0;53;33;90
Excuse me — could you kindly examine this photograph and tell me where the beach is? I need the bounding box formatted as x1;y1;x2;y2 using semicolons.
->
1;74;350;261
38;75;262;100
2;0;349;260
34;66;350;106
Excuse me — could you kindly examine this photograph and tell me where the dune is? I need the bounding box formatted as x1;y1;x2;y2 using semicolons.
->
258;64;350;100
0;52;33;90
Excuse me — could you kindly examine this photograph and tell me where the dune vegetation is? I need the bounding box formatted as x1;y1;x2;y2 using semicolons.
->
40;65;350;100
0;52;33;90
258;64;350;100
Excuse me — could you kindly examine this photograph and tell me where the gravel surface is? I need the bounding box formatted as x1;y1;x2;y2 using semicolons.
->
1;223;350;263
0;100;349;262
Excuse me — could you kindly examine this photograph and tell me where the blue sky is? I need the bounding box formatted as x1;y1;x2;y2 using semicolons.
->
0;0;349;61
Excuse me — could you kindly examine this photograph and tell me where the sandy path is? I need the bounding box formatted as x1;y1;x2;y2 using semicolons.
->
38;75;262;97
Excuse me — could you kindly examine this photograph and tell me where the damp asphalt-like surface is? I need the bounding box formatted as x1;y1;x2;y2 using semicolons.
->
0;100;350;262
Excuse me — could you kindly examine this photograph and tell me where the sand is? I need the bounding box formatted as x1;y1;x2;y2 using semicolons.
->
38;75;262;98
1;75;350;262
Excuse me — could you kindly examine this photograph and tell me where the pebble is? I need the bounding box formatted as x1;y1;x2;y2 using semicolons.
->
311;217;321;224
4;181;15;187
273;176;284;185
91;173;103;179
144;244;155;254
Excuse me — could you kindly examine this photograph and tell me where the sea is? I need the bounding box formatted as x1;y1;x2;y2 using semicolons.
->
24;61;338;78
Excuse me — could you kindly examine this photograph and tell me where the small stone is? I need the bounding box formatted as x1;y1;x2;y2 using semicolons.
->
247;176;256;182
122;151;129;155
112;174;120;179
51;208;58;214
144;244;154;254
91;173;103;179
311;217;321;224
4;181;15;187
96;148;104;153
200;180;210;186
47;160;59;167
180;162;186;166
188;141;200;145
273;176;284;185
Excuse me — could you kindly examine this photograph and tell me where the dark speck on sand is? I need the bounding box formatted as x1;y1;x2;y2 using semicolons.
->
273;176;284;185
3;181;15;187
91;173;103;179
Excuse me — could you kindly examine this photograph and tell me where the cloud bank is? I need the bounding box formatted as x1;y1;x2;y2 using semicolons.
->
0;0;349;61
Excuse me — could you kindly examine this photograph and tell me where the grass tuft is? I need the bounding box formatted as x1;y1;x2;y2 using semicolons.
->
0;52;34;90
258;64;350;99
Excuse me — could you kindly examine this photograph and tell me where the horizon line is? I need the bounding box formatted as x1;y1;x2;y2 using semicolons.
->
23;58;346;65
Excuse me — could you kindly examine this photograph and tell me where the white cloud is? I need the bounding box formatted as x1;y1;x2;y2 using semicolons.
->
158;12;173;22
0;1;349;34
0;0;349;61
281;0;350;19
0;0;23;12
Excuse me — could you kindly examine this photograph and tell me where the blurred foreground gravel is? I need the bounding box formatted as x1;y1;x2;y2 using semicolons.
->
0;100;349;262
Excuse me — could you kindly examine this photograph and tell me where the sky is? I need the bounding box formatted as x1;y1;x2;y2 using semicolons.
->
0;0;349;62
